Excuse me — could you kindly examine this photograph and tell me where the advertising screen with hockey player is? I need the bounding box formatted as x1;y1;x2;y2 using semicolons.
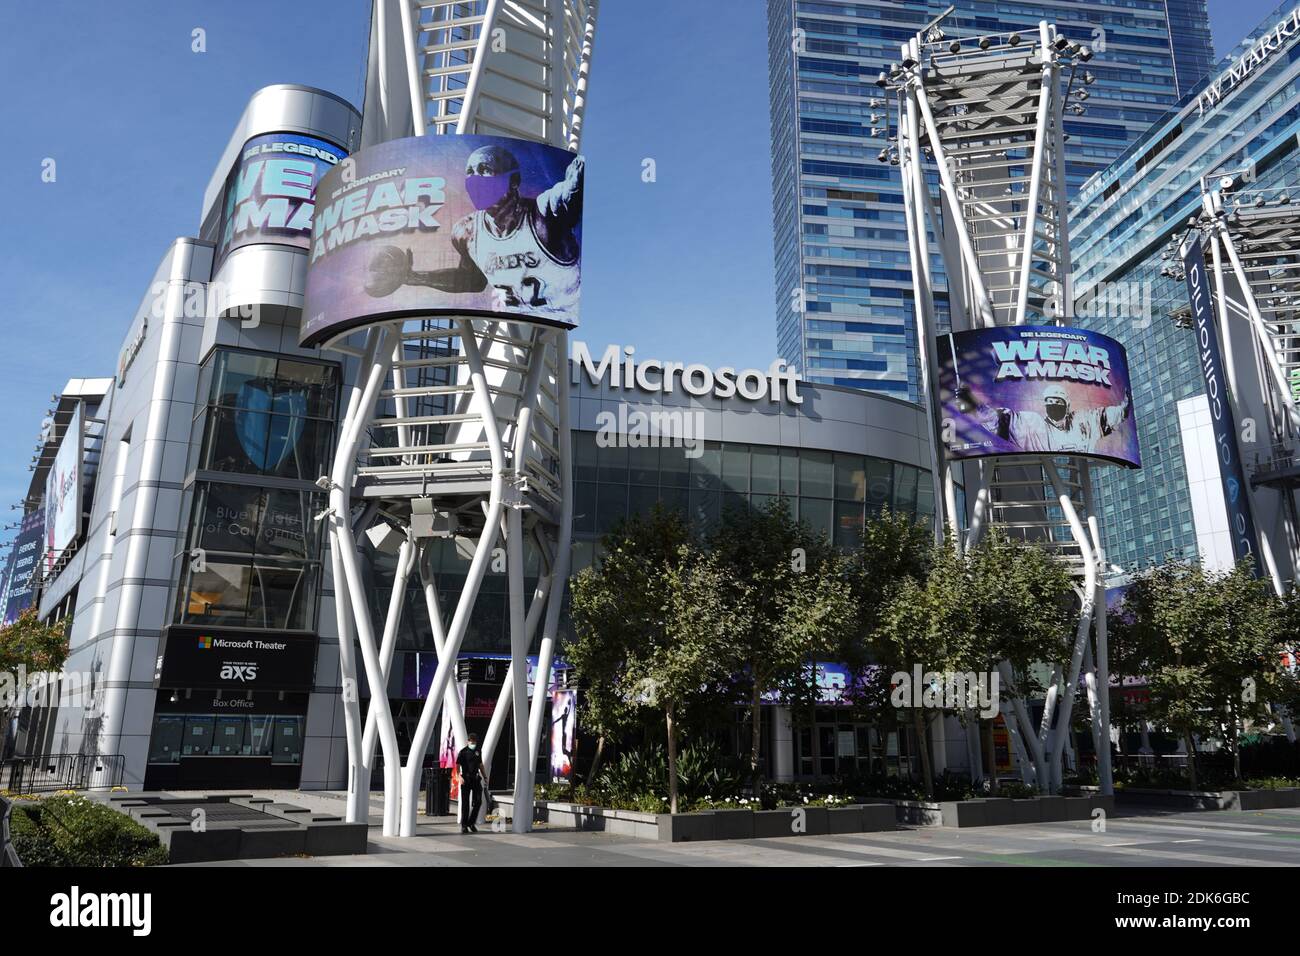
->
300;133;583;347
936;326;1141;469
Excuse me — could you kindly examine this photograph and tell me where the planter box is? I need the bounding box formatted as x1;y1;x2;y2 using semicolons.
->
1112;790;1263;811
861;803;897;832
826;805;868;834
753;808;801;838
656;811;716;843
1235;789;1300;811
494;796;661;840
506;798;897;842
886;795;1093;828
982;798;1016;826
1036;795;1067;823
1063;796;1095;821
939;800;987;828
712;809;754;840
890;800;944;827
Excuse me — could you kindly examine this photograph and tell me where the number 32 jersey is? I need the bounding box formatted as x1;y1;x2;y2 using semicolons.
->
463;207;580;322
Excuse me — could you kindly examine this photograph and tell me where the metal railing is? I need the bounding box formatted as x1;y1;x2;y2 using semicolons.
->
0;795;21;867
2;753;125;794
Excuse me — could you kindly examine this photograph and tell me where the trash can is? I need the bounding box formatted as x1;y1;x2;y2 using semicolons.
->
424;767;451;817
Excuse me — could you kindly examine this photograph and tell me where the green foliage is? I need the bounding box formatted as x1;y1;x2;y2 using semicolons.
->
9;794;168;867
996;781;1040;799
0;609;70;676
594;742;745;805
704;497;857;778
568;506;739;742
1110;560;1299;785
536;741;745;812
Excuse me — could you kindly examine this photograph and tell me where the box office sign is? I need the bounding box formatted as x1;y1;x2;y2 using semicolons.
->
154;689;310;716
159;626;318;691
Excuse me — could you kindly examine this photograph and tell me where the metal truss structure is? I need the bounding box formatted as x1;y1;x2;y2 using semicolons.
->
1189;181;1300;593
885;16;1113;793
324;0;599;837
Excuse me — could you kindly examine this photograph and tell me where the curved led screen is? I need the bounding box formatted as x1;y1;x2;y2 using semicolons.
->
936;325;1141;469
215;132;348;267
300;133;583;347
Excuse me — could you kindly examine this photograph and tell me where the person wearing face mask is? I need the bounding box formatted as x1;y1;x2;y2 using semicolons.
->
456;732;488;834
362;143;583;321
956;382;1131;455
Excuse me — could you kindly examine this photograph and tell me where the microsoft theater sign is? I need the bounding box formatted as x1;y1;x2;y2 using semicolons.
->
572;341;803;405
1198;8;1300;116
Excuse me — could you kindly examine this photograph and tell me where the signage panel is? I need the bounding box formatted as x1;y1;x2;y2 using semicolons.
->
301;133;584;346
2;510;44;626
215;131;347;267
936;325;1140;468
44;405;83;571
1179;233;1263;574
159;626;318;691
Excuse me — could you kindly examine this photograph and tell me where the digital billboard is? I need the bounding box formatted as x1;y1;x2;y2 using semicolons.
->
44;404;83;571
215;132;348;267
1179;234;1263;574
936;326;1140;468
300;133;584;347
2;509;45;626
549;688;576;783
158;626;318;691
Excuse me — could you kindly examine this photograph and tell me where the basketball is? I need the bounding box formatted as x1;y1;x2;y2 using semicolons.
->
364;245;410;297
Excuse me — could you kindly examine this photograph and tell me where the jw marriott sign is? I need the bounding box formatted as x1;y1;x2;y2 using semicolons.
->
1198;8;1300;116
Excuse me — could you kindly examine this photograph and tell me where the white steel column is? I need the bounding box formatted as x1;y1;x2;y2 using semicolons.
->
324;0;596;839
891;17;1113;794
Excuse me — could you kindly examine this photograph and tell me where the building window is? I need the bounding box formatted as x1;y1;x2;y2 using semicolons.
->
174;349;339;633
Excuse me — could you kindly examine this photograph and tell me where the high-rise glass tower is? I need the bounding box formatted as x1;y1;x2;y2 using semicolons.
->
768;0;1214;401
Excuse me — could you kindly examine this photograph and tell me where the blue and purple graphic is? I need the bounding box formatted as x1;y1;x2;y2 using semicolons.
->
216;132;347;266
936;325;1141;469
301;133;584;347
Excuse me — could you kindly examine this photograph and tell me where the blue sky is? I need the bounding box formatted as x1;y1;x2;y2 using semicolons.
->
0;0;1284;529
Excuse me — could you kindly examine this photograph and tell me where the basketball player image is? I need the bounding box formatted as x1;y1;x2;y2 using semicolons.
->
955;383;1132;456
363;144;582;319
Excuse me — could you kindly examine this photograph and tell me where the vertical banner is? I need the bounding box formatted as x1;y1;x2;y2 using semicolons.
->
549;688;577;783
44;404;83;572
1180;232;1263;575
2;510;45;625
439;682;468;800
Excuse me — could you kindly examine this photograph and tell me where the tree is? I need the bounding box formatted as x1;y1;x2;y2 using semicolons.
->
0;609;69;676
839;509;935;753
1111;561;1294;789
865;525;1073;797
950;533;1073;791
622;551;741;812
567;506;739;811
706;498;856;791
0;611;69;739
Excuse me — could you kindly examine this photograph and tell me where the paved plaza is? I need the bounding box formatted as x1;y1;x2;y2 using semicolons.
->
183;791;1300;867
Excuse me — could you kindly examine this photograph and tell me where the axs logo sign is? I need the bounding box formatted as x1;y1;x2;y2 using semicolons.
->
219;663;259;682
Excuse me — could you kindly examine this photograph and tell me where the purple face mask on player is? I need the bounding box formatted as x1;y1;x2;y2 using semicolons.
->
466;173;515;211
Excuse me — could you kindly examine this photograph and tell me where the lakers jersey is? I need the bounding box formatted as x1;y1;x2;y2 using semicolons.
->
464;207;580;321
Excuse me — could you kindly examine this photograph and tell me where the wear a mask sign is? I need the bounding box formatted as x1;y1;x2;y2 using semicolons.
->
300;133;584;347
936;326;1141;469
216;132;346;266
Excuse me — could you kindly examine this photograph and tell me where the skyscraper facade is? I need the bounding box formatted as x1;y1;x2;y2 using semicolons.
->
768;0;1214;401
1072;1;1300;572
